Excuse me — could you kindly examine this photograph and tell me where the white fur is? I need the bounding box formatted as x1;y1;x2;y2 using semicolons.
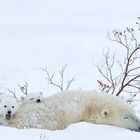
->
9;91;140;131
21;92;44;104
0;96;20;126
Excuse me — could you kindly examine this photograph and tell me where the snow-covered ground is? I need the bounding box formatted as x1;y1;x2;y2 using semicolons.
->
0;0;140;139
1;122;140;140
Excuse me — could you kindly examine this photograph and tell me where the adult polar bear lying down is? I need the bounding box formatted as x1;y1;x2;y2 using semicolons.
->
9;91;140;131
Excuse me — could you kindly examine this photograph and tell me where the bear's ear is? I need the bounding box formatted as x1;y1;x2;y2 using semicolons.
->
20;96;25;101
39;92;43;96
101;108;110;118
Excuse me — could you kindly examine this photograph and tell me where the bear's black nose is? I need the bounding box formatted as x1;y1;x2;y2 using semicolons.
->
36;99;41;103
7;111;11;114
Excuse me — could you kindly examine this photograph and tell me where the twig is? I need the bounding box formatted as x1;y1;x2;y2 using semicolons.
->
6;88;20;101
43;64;76;91
18;81;28;95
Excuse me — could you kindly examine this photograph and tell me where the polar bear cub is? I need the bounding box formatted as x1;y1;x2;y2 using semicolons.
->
20;92;44;104
0;96;20;126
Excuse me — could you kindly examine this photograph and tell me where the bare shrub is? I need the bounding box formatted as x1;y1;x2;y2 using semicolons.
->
6;81;29;101
97;17;140;103
43;64;76;91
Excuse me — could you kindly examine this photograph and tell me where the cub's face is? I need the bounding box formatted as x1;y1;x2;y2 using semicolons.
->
0;98;19;120
21;92;44;103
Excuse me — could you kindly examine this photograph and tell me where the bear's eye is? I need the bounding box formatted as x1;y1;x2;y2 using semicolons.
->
123;116;129;119
4;105;7;108
30;98;34;100
12;106;14;108
104;111;108;116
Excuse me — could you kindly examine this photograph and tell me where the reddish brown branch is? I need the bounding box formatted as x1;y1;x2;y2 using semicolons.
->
97;19;140;100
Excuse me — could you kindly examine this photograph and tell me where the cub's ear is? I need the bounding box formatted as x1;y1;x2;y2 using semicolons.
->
20;96;25;101
39;92;43;96
101;108;110;118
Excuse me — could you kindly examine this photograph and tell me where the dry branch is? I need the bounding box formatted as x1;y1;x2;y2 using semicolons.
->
5;81;29;101
43;64;76;91
18;81;28;95
97;17;140;99
6;88;20;101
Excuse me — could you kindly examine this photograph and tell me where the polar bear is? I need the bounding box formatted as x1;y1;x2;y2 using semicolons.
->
8;90;140;131
0;96;20;126
20;92;44;104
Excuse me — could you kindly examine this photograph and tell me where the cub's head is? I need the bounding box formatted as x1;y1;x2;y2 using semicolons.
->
21;92;44;104
0;97;20;120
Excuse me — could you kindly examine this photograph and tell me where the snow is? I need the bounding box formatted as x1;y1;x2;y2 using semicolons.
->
0;123;140;140
0;0;140;139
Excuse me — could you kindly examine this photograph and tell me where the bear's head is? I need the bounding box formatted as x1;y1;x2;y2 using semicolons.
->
98;103;140;132
20;92;44;104
0;97;20;120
